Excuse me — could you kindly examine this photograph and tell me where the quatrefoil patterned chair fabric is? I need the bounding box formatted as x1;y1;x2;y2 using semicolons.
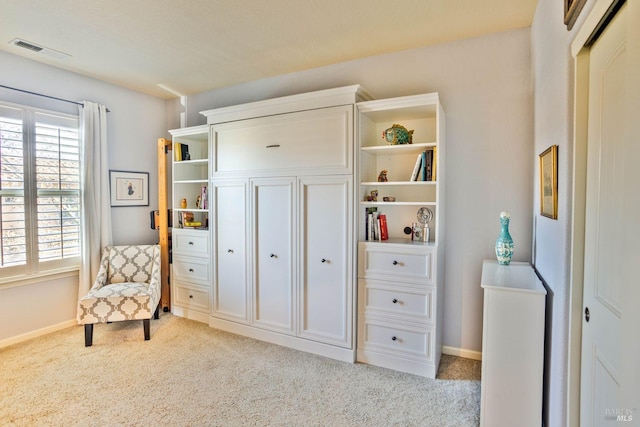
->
79;245;161;324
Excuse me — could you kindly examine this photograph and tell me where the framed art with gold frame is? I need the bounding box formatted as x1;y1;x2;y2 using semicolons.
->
539;145;558;219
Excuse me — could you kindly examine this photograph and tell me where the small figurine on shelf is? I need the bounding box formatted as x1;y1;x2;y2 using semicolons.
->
370;190;378;202
378;170;388;182
195;195;201;209
180;198;187;209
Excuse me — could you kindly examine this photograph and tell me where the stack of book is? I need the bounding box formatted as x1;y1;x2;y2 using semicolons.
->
174;143;190;161
365;207;389;241
178;211;200;228
409;147;437;181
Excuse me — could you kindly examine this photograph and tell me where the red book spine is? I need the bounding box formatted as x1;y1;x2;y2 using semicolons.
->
379;214;389;240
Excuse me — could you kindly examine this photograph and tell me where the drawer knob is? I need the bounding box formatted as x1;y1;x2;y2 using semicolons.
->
266;144;280;148
270;253;276;258
188;241;194;245
321;258;327;263
391;336;398;341
392;260;398;265
227;249;234;253
392;299;398;304
189;268;194;273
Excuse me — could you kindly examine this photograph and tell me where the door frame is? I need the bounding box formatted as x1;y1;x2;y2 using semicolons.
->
567;1;626;426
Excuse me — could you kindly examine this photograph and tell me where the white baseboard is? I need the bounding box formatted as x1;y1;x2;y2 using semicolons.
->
0;319;77;349
442;345;482;361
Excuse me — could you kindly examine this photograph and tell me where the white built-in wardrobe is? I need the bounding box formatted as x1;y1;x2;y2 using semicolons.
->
202;86;371;362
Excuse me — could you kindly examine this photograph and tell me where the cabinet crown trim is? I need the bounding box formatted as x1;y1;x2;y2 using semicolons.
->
201;85;373;124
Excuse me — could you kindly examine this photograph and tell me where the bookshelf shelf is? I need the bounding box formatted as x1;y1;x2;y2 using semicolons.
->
174;179;208;184
175;208;208;213
360;142;437;153
360;201;436;207
175;158;208;165
360;181;436;186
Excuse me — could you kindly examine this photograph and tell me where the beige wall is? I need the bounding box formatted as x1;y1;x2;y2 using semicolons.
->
531;0;640;425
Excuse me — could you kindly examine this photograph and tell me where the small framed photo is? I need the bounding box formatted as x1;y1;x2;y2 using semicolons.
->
539;145;558;219
110;170;149;207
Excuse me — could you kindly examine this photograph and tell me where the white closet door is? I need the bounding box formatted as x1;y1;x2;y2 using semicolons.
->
298;175;352;347
212;179;250;323
252;177;296;334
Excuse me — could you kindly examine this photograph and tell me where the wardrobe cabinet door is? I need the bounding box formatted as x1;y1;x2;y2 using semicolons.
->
298;175;352;347
252;178;296;334
212;180;250;323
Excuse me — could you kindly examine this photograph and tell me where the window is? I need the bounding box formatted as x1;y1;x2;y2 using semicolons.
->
0;102;80;280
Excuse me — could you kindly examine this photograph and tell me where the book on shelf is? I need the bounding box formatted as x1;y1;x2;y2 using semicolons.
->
198;185;208;209
432;147;437;181
421;148;436;181
378;214;389;241
179;211;194;228
365;207;378;241
410;153;422;181
174;143;190;161
182;143;190;160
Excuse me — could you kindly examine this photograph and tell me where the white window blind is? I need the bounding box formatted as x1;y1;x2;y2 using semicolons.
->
0;103;80;279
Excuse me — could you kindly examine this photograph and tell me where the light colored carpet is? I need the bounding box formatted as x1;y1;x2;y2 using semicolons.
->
0;314;481;426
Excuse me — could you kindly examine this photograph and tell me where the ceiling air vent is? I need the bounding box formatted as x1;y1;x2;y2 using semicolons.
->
9;38;70;60
14;39;43;52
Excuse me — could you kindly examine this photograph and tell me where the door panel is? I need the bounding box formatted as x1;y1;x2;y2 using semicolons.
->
212;180;249;322
581;6;626;425
298;175;352;347
252;178;295;333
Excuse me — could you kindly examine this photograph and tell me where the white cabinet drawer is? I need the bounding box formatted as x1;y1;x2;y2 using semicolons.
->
360;279;433;321
212;106;352;174
173;256;210;283
359;317;433;360
173;230;209;255
359;244;434;282
174;283;210;312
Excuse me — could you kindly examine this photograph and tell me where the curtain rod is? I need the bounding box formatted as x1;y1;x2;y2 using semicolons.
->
0;84;111;112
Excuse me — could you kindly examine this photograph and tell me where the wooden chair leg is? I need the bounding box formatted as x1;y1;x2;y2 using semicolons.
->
143;319;150;340
84;324;93;347
154;304;160;320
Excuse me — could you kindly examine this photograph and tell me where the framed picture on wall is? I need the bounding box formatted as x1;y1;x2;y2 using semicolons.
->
110;170;149;207
564;0;587;30
539;145;558;219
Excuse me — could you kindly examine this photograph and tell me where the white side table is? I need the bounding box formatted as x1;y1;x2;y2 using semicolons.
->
480;259;546;427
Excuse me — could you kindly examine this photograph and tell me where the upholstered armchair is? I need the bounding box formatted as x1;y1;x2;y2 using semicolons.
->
78;245;161;346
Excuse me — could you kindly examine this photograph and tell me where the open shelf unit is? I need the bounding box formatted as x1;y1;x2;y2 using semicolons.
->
357;93;445;244
170;125;209;231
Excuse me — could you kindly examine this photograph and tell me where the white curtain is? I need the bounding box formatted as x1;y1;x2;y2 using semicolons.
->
77;101;112;320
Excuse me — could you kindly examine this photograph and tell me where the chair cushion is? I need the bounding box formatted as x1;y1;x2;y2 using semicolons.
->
79;282;154;323
107;246;156;284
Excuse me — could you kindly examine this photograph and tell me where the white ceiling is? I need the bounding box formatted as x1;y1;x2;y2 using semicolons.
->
1;0;538;99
